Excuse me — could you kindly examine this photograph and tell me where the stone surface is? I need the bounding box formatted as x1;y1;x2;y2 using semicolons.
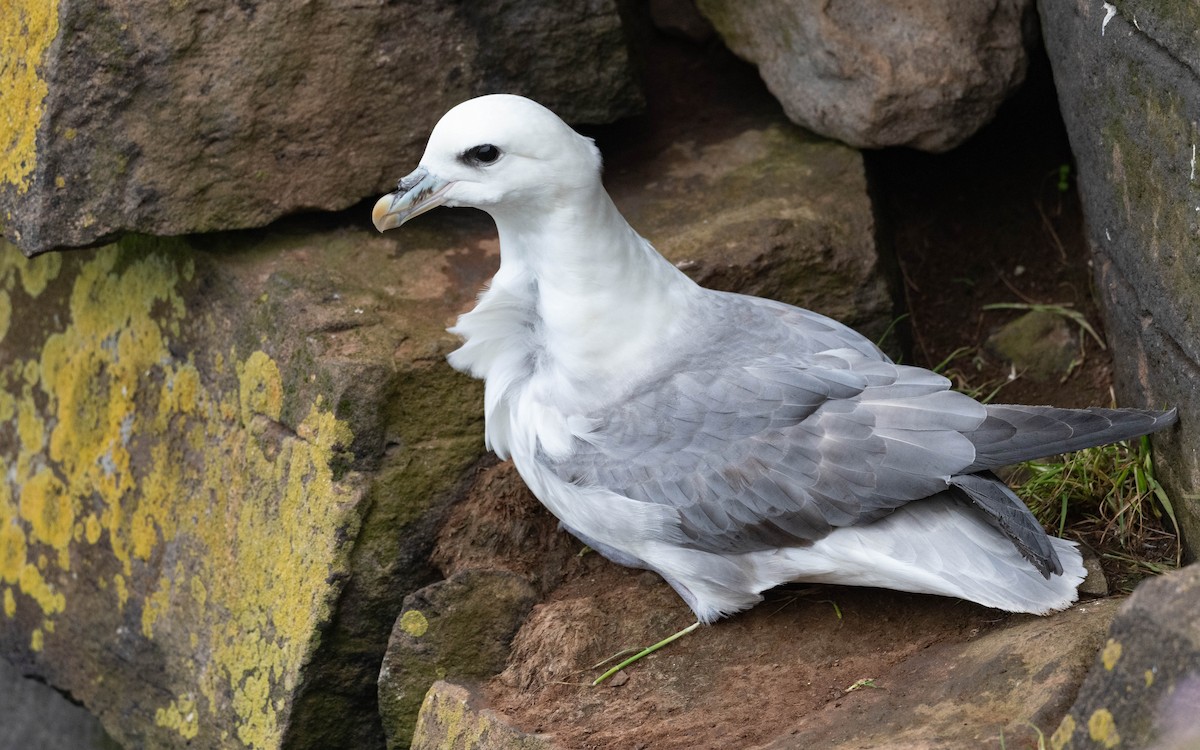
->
412;681;554;750
0;654;119;750
986;309;1080;381
1039;0;1200;556
0;217;496;749
379;571;538;749
694;0;1035;152
410;561;1124;750
1;0;641;256
1049;564;1200;750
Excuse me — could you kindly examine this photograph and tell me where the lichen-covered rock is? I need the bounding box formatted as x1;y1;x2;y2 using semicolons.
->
1039;0;1200;556
1048;565;1200;750
0;0;641;256
411;681;554;750
0;217;496;748
379;571;538;749
694;0;1035;152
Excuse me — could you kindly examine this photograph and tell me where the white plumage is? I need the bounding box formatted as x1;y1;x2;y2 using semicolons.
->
373;94;1174;623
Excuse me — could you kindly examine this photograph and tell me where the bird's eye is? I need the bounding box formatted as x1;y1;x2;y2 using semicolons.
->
464;144;501;165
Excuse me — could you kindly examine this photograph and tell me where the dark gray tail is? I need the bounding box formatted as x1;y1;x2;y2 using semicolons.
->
963;405;1177;472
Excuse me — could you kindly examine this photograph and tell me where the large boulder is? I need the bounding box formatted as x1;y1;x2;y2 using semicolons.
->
1039;1;1200;555
0;219;495;749
694;0;1036;152
0;0;640;256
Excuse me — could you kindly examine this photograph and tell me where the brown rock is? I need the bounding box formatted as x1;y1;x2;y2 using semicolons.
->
2;0;640;256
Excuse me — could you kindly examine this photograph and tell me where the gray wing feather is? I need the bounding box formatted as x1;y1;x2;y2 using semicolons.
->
544;348;988;553
964;405;1177;470
948;471;1062;577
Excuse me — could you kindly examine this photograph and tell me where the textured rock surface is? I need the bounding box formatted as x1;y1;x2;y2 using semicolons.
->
0;218;495;749
0;0;640;256
1049;565;1200;750
412;681;554;750
0;654;119;750
1039;0;1200;555
410;573;1124;750
379;571;538;749
694;0;1035;152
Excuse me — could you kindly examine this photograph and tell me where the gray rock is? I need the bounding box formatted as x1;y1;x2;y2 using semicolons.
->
0;655;120;750
694;0;1036;152
1;0;641;256
1039;0;1200;556
986;309;1080;381
379;571;538;749
1048;564;1200;750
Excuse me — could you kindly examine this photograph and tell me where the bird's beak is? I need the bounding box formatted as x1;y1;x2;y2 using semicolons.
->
372;167;455;232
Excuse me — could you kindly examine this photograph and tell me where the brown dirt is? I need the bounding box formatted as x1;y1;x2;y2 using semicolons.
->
445;29;1132;750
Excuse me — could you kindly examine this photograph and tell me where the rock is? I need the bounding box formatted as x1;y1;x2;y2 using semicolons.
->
694;0;1036;152
1049;565;1200;750
411;558;1125;750
411;681;554;750
1039;1;1200;556
0;218;496;749
1;0;641;256
0;654;119;750
986;309;1080;381
379;571;538;749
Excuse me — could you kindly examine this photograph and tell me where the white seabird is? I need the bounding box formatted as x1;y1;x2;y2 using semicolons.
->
373;94;1176;625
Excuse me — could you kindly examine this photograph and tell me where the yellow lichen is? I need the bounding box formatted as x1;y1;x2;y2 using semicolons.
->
17;250;62;297
19;468;74;569
19;562;64;616
237;350;283;426
400;609;430;638
3;587;14;618
0;522;25;584
1102;639;1122;670
1088;708;1121;748
1145;669;1154;688
0;3;60;192
30;628;43;652
1050;714;1077;750
156;693;200;740
0;288;9;344
84;514;102;545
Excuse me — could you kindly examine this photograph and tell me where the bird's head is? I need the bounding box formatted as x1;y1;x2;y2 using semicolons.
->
373;94;603;231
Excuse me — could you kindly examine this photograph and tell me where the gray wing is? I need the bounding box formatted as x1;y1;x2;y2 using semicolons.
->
542;348;988;554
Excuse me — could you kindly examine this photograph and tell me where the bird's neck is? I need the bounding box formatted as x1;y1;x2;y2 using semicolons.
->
490;184;701;387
